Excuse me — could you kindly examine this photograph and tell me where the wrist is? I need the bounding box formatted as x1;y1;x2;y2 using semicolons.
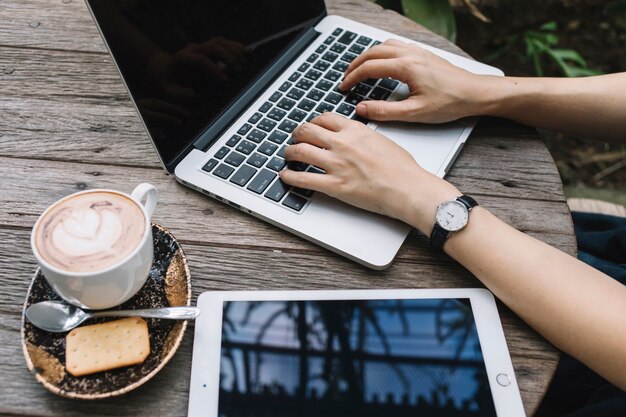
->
479;76;544;119
394;173;461;236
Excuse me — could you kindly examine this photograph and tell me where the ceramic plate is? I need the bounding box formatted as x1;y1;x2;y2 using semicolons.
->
21;223;191;399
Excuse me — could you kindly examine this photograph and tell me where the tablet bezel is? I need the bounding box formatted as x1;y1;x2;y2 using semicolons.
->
188;288;526;417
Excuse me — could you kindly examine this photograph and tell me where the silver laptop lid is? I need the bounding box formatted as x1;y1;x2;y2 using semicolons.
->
86;0;327;172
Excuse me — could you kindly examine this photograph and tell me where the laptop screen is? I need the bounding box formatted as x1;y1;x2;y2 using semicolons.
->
87;0;326;169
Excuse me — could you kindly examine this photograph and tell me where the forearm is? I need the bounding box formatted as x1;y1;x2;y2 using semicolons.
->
401;192;626;389
479;73;626;143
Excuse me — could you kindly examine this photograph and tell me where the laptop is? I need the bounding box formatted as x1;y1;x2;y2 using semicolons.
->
85;0;503;269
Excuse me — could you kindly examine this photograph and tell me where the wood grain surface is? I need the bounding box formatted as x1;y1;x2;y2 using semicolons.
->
0;0;574;416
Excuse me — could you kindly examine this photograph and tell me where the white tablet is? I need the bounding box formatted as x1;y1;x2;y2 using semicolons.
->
188;289;526;417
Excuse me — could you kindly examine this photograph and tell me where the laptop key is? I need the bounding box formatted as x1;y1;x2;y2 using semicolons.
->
306;53;318;63
352;114;369;124
213;163;235;179
278;81;292;92
304;69;323;81
313;60;330;71
294;187;314;198
324;36;335;45
316;102;334;113
282;193;307;211
247;169;276;194
259;101;272;113
337;31;357;45
214;146;229;159
337;103;355;117
306;112;320;122
268;130;288;144
340;52;358;63
237;124;252;135
379;78;399;90
268;108;287;121
247;152;268;168
248;112;263;124
324;70;342;82
331;43;347;54
316;79;334;91
226;134;241;147
269;91;282;102
259;141;279;155
354;83;372;96
257;118;278;132
321;51;338;62
363;78;378;86
286;88;305;101
230;165;257;187
277;98;296;111
278;119;298;133
349;44;365;55
325;92;343;105
225;151;245;167
246;128;266;143
277;145;287;158
236;140;256;155
306;89;325;101
267;157;286;172
202;159;218;173
298;63;310;72
345;93;364;105
332;28;343;36
288;161;309;171
288;109;307;122
356;36;372;46
332;61;349;72
369;86;391;101
315;44;327;54
298;98;316;112
295;78;314;90
265;179;290;202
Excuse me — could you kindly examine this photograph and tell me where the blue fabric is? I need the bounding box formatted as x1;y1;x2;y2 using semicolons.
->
536;212;626;417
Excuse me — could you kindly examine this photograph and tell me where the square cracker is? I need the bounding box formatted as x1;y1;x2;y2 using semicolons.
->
66;317;150;377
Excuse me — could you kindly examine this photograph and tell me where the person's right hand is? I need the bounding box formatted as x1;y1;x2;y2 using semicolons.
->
339;39;496;124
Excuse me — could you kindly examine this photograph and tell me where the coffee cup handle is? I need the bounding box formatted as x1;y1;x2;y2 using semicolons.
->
131;183;158;219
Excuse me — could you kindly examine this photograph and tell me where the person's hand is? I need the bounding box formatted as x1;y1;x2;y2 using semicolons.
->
339;39;495;123
279;113;460;234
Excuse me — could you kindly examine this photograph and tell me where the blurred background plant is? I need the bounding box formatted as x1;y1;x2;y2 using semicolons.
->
369;0;626;205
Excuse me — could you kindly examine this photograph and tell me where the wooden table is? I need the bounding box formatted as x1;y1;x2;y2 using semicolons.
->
0;0;576;415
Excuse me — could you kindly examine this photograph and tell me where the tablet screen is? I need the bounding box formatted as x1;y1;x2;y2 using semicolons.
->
218;299;497;416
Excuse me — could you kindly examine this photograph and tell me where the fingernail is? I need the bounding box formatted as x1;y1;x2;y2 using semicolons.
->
356;102;366;116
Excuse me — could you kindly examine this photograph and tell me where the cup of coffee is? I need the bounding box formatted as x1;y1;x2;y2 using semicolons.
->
31;183;158;310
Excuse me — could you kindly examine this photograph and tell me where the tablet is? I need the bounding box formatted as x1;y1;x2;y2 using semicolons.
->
188;289;525;417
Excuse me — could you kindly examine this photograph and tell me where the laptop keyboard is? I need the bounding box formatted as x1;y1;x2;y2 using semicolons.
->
201;27;400;213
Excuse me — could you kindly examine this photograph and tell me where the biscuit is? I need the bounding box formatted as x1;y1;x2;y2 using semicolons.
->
65;317;150;377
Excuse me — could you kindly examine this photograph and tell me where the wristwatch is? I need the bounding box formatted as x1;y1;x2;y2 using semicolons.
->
429;195;478;251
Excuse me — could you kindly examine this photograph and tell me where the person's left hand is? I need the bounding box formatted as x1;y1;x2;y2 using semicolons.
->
279;113;460;234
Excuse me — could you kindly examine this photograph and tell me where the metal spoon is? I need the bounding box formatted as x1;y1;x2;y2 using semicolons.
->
25;301;200;333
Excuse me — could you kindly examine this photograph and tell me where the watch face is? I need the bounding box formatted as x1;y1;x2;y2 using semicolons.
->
436;200;469;232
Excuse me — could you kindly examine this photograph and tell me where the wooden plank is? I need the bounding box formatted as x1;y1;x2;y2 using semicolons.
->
0;228;557;416
0;156;575;259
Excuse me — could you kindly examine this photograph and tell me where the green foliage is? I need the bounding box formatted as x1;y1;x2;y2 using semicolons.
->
488;22;602;77
369;0;456;42
400;0;456;42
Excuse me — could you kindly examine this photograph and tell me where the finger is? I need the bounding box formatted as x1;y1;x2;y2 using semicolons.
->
383;38;412;48
340;58;409;91
355;98;419;122
278;169;333;193
309;112;353;132
343;44;406;79
292;122;336;149
284;143;333;169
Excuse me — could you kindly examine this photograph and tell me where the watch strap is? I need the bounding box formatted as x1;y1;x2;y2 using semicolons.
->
429;194;478;251
429;223;449;251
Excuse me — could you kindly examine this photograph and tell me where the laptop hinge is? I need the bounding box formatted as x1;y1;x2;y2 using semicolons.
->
189;26;322;154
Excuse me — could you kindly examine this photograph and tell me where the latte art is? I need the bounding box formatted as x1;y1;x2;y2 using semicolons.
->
35;192;146;273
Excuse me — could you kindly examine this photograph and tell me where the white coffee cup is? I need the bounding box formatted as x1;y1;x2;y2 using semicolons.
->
31;183;158;310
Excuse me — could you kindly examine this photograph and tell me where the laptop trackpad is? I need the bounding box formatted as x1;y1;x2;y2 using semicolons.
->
375;121;466;174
